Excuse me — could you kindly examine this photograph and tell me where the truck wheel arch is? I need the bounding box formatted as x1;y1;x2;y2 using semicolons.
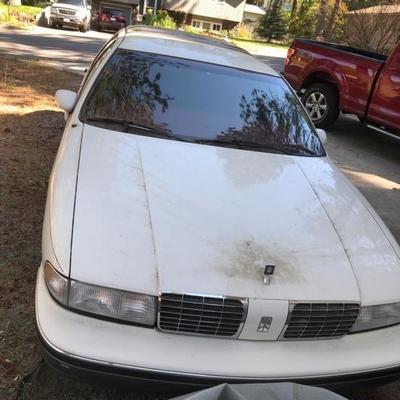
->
302;71;338;92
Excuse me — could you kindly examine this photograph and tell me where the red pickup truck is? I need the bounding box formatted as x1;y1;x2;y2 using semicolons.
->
284;39;400;137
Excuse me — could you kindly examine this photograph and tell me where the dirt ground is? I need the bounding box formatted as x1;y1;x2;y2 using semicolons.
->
0;54;399;400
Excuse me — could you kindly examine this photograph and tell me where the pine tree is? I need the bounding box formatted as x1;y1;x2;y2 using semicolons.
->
256;0;288;42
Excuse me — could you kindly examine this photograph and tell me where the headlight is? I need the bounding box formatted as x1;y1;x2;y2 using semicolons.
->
351;302;400;333
43;261;157;326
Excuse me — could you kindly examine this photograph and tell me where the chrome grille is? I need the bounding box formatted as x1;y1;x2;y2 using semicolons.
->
57;8;76;15
159;293;246;338
283;303;360;339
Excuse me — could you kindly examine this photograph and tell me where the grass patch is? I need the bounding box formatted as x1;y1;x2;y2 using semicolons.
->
0;54;80;400
0;4;44;28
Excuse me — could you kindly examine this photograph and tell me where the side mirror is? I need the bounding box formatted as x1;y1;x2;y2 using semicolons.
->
55;89;78;119
316;128;327;145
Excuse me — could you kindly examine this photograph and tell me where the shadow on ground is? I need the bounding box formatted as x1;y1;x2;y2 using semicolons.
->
0;26;109;71
326;114;400;241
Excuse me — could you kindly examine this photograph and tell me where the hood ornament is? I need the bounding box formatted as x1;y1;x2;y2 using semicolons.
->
263;265;275;285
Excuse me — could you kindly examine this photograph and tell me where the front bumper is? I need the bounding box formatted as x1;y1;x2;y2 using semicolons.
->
50;15;85;27
97;21;125;31
36;265;400;390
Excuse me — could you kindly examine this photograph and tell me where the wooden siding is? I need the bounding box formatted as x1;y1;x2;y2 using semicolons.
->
162;0;245;22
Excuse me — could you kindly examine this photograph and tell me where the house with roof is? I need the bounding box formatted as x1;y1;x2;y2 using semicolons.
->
161;0;246;31
90;0;268;33
242;3;266;27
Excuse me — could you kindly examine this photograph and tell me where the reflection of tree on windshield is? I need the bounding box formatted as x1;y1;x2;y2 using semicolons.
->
219;88;321;153
85;51;173;128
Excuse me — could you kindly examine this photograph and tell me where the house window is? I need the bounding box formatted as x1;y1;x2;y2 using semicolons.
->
192;19;222;32
192;20;201;28
212;23;221;32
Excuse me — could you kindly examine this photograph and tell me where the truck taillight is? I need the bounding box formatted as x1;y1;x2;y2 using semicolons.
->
285;48;296;65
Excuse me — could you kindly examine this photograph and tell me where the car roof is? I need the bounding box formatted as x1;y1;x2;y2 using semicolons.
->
119;26;279;77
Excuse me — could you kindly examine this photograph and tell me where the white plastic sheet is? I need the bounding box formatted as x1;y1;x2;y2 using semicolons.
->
171;383;348;400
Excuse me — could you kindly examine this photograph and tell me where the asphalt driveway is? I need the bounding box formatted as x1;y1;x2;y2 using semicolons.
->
0;26;110;72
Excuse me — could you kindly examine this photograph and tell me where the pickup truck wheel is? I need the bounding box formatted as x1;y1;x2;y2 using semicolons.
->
79;23;89;32
302;83;340;129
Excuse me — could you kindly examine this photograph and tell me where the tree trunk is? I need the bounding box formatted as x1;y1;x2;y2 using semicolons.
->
326;0;341;41
315;0;328;40
291;0;298;18
9;0;21;5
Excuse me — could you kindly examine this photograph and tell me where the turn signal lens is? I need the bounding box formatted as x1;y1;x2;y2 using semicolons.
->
43;261;68;304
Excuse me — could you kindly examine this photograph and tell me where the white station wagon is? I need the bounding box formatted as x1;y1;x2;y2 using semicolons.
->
36;27;400;390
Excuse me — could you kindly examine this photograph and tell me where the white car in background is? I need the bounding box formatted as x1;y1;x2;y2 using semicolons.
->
49;0;91;32
36;27;400;391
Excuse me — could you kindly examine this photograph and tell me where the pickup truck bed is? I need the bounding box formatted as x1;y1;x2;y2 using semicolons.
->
284;38;400;136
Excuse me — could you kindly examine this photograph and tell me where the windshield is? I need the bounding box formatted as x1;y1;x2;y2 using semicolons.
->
81;50;324;156
55;0;84;6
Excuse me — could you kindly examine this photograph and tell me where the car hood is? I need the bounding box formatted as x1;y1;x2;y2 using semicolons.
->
70;125;400;303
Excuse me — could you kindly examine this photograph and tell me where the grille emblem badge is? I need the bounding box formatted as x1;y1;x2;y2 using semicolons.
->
263;265;275;285
257;317;272;332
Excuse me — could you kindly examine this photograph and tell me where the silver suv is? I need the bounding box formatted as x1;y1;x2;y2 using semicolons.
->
49;0;91;32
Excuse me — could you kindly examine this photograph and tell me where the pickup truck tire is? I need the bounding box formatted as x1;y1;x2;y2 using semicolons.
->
79;23;89;33
302;83;340;129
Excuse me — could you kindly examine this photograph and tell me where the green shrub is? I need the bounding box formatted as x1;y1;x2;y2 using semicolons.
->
229;23;254;40
169;10;186;27
289;0;347;41
289;0;319;39
0;8;7;24
0;4;43;25
145;9;177;30
182;24;198;34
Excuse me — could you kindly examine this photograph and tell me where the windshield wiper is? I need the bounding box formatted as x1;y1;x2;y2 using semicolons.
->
192;138;316;156
85;118;317;156
85;117;194;143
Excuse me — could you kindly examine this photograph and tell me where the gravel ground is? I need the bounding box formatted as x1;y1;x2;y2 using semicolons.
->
0;54;399;400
